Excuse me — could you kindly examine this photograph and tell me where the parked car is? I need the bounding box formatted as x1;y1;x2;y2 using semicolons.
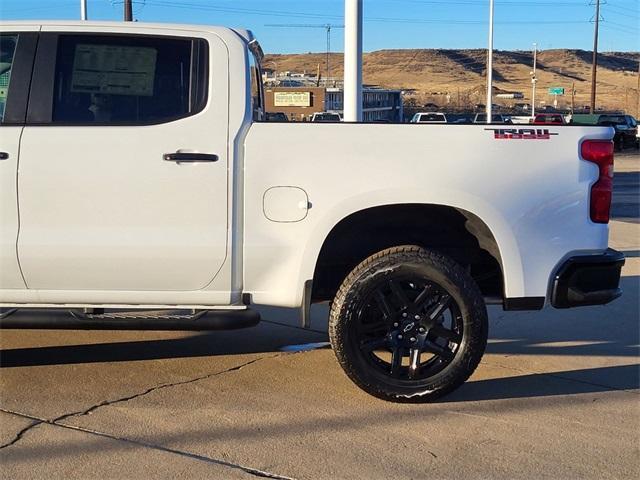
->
311;112;342;122
597;114;638;151
0;21;624;403
277;79;305;87
533;113;566;125
446;113;473;124
473;113;512;124
265;111;289;122
410;112;448;123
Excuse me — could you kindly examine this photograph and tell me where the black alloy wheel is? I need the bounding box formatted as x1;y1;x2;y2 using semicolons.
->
354;277;463;381
329;245;488;402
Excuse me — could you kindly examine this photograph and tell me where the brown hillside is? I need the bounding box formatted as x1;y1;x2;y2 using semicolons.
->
264;49;639;112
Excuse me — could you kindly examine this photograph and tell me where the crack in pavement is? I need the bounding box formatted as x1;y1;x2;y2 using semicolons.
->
0;409;294;479
0;353;296;479
0;419;43;449
54;353;284;423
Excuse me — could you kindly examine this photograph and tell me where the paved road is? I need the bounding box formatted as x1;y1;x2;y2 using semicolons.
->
1;153;638;479
612;150;640;223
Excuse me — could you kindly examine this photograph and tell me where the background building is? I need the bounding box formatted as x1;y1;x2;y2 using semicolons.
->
265;86;403;122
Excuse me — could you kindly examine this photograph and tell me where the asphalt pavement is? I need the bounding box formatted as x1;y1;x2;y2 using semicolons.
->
1;151;638;479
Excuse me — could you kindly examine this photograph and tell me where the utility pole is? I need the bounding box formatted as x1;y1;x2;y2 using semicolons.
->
486;0;495;123
571;82;575;115
590;0;600;112
264;24;344;85
636;57;640;117
326;26;332;86
530;43;537;118
80;0;87;20
344;0;363;122
124;0;133;21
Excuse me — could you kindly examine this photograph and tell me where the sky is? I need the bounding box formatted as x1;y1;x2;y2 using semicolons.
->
1;0;638;54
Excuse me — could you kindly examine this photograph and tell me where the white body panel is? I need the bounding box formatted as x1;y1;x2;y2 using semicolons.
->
0;126;25;289
243;123;610;307
0;21;613;312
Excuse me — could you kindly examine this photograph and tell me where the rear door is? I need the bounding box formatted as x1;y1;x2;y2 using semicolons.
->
0;30;37;289
17;27;230;298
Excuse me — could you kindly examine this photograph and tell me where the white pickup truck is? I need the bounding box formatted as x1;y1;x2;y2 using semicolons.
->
0;22;625;402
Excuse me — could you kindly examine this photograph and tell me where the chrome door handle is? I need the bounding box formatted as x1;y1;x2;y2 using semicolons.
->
163;152;218;163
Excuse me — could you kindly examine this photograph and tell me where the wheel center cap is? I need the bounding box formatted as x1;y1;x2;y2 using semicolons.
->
402;322;415;333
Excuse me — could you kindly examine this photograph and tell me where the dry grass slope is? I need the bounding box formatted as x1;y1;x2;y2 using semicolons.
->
264;49;639;112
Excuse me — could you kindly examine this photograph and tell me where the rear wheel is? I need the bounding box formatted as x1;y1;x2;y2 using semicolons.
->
329;245;488;402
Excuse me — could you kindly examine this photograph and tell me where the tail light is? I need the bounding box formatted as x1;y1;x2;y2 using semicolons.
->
581;140;614;224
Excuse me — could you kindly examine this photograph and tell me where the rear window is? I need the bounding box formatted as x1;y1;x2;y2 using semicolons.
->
420;114;445;122
599;116;625;125
51;34;208;125
313;113;341;122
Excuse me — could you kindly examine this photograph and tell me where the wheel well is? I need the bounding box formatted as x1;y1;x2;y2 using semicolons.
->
311;204;504;303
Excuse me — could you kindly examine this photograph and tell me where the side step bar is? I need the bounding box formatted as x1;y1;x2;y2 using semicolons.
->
0;308;260;331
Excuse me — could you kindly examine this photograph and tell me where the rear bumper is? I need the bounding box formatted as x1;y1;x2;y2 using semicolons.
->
551;248;625;308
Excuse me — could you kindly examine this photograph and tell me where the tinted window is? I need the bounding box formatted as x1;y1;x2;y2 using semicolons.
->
0;34;18;122
51;35;207;124
420;114;445;122
313;113;341;122
248;50;263;121
599;116;625;125
476;114;504;123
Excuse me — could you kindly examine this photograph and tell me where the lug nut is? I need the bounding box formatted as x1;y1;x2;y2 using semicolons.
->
398;334;403;339
410;337;416;342
419;327;426;333
414;315;420;320
402;313;408;318
393;322;399;327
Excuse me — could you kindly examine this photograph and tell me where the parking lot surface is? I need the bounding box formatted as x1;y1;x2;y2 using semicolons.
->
1;152;638;479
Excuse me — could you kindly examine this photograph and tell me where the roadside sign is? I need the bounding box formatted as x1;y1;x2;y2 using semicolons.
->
548;87;565;95
274;91;311;107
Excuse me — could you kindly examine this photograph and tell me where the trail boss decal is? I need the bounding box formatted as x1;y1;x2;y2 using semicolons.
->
485;128;559;140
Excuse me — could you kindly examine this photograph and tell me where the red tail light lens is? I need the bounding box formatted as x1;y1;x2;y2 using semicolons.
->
581;140;614;224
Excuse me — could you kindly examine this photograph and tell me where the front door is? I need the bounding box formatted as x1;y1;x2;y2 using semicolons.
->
17;29;230;298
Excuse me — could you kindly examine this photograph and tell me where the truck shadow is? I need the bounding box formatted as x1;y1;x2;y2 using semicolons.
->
445;363;639;402
1;277;637;402
0;320;327;368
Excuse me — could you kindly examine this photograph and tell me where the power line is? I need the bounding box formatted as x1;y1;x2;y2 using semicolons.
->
602;20;638;33
391;0;590;5
146;2;598;27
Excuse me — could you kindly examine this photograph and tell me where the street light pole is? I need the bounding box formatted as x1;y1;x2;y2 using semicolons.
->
590;0;600;112
344;0;363;122
485;0;494;124
80;0;87;20
531;42;537;118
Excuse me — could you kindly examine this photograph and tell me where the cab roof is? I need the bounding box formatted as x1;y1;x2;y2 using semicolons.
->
0;20;256;43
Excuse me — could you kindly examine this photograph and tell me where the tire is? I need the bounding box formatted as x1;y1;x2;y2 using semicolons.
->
329;245;488;403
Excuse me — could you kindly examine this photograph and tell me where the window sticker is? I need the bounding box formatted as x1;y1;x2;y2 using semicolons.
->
71;44;157;96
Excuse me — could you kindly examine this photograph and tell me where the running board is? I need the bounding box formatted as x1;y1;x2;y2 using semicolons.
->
0;308;260;331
